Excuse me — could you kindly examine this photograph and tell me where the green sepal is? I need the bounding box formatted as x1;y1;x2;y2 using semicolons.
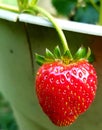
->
74;46;92;62
86;47;91;59
35;53;46;66
54;46;61;59
63;50;73;59
61;50;73;64
45;48;55;59
74;46;87;60
87;48;95;63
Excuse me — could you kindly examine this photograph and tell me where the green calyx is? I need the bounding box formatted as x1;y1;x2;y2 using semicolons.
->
73;46;94;63
35;46;62;66
35;46;93;66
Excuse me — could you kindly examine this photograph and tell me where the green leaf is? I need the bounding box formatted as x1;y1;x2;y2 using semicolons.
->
74;46;92;61
17;0;29;11
88;51;95;63
74;46;87;60
51;0;99;24
54;46;61;59
52;0;77;16
86;47;95;63
35;53;46;66
30;0;38;6
45;48;55;59
85;0;100;4
86;47;91;59
63;50;73;59
73;3;99;24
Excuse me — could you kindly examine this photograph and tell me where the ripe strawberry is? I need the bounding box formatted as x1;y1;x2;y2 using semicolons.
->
35;46;97;126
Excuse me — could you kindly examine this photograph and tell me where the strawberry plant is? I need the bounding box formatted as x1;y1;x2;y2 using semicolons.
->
0;0;98;127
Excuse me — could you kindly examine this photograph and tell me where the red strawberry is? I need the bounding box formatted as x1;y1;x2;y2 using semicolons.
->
35;46;97;126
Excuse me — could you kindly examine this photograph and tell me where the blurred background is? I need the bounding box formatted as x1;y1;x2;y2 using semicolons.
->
0;93;18;130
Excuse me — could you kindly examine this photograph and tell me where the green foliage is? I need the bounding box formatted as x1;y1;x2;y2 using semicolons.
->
52;0;77;16
52;0;100;24
0;93;18;130
17;0;29;11
74;3;99;24
17;0;38;11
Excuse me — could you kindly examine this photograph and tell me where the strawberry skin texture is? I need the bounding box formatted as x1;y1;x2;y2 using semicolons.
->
36;60;97;126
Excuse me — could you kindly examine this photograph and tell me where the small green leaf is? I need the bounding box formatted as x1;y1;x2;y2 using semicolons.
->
54;46;61;59
86;47;91;59
86;47;95;63
45;48;55;59
74;4;99;24
74;46;87;60
88;52;95;63
62;50;73;64
30;0;38;6
63;50;73;59
35;53;46;66
17;0;29;11
52;0;77;16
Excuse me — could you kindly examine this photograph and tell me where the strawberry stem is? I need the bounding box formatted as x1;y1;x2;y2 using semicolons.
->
33;5;73;59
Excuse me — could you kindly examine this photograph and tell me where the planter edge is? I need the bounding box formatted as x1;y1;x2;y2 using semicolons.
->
0;9;102;36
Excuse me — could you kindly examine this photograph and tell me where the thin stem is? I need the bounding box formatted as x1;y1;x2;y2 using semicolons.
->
33;5;72;58
98;0;102;25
